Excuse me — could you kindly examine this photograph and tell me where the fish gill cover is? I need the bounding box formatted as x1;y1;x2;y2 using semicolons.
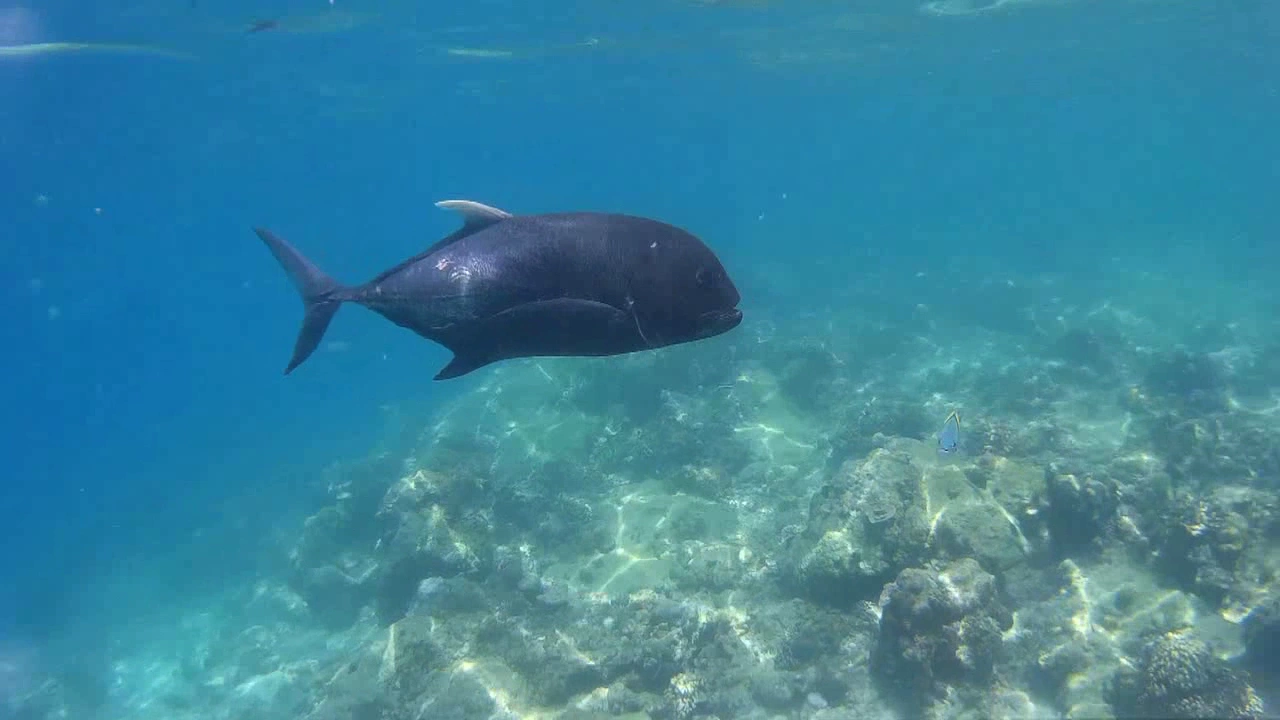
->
1;0;1278;718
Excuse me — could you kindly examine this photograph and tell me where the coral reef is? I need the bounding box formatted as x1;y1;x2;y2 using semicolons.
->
871;558;1013;717
1108;631;1264;719
786;446;930;607
15;266;1280;720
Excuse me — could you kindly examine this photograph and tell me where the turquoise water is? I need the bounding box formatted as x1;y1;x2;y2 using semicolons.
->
2;0;1278;717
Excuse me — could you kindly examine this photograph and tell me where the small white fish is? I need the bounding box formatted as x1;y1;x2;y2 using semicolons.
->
938;411;960;454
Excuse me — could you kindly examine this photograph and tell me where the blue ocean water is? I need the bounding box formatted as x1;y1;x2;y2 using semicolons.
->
1;0;1277;716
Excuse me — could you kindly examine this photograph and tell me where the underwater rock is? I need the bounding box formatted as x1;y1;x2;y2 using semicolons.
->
227;665;310;720
410;373;647;558
1148;486;1279;610
377;615;454;700
871;558;1012;716
787;448;930;607
670;540;753;593
1107;631;1264;719
940;353;1068;417
361;583;733;716
1145;412;1277;493
933;499;1029;574
643;387;749;478
920;276;1038;339
498;360;756;501
774;338;846;415
406;576;490;618
715;365;829;473
321;451;403;523
673;617;807;720
288;503;381;629
747;667;802;712
463;586;816;719
564;335;740;424
929;450;1049;577
773;602;857;672
962;420;1021;460
308;607;507;720
1000;556;1233;719
565;353;747;476
491;543;541;592
976;454;1049;516
294;561;378;630
755;597;879;711
1048;327;1118;377
973;417;1066;460
199;624;287;689
672;462;734;501
1;663;70;720
1231;342;1280;401
303;644;390;720
392;665;503;720
1001;560;1124;717
243;580;310;627
292;504;359;573
1105;451;1172;519
562;681;651;716
471;612;610;706
1142;348;1229;414
563;485;731;596
285;450;404;620
283;456;403;629
827;398;933;467
557;357;669;424
663;670;705;719
1044;469;1119;557
378;467;455;513
532;491;615;557
1244;594;1280;672
374;477;489;624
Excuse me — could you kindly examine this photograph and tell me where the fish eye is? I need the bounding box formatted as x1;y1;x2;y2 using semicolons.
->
696;267;713;288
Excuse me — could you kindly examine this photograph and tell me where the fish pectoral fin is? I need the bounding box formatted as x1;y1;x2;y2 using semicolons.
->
434;200;513;231
431;298;634;380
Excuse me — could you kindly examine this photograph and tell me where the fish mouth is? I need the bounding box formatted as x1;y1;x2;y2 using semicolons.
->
696;307;743;338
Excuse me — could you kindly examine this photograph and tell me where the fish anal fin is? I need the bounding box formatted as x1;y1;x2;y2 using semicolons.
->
434;353;487;380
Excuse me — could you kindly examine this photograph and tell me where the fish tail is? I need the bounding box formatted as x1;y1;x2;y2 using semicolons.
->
254;227;346;374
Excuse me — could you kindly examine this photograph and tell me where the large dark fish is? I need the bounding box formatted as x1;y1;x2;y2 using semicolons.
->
255;200;743;380
246;19;279;33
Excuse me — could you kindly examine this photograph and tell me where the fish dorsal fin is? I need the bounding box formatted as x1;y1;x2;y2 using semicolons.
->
417;200;514;257
368;199;516;285
435;199;512;232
